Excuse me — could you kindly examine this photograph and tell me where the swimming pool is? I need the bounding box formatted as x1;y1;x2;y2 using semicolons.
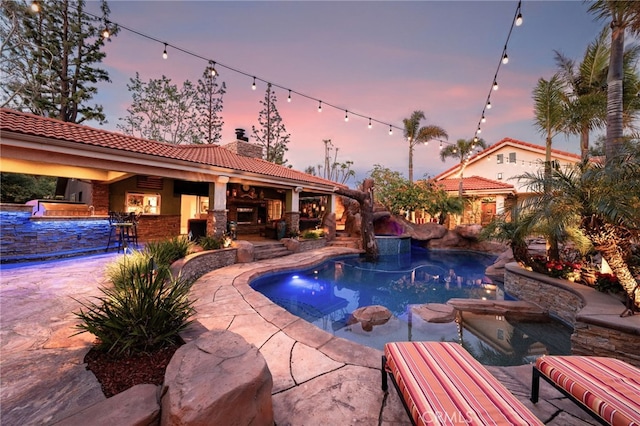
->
250;249;572;366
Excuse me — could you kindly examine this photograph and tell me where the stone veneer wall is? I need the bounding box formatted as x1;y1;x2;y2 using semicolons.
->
170;248;237;282
0;204;111;262
504;262;640;368
136;215;180;242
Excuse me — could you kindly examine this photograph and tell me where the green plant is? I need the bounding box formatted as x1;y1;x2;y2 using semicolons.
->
300;229;323;239
143;236;193;266
74;259;195;357
197;235;224;251
106;250;171;291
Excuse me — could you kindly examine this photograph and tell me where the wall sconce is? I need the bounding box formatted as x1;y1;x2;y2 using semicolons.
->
294;186;303;193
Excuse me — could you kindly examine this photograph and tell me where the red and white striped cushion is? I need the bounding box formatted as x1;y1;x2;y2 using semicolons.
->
536;356;640;426
385;341;543;426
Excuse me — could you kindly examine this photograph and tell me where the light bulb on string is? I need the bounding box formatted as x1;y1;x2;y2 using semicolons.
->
389;125;393;136
481;114;486;123
318;101;322;112
486;100;492;109
476;127;481;134
162;43;168;59
251;77;256;90
439;141;443;150
209;61;217;77
30;0;39;12
516;12;523;26
287;90;291;102
368;118;372;129
102;21;110;39
493;80;499;91
502;52;509;64
423;141;428;146
344;110;349;122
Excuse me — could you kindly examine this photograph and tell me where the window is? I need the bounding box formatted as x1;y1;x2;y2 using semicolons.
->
509;152;516;163
497;173;503;180
126;192;161;215
496;154;504;164
267;200;283;221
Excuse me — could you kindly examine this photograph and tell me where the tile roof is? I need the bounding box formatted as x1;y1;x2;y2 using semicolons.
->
434;176;515;192
0;108;341;188
434;137;581;180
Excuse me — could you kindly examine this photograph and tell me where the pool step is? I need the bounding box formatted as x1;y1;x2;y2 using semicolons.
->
447;299;548;321
253;242;292;260
328;236;361;250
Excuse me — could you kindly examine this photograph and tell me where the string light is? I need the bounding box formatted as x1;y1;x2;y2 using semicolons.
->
162;43;168;59
102;21;111;39
481;114;486;123
389;125;393;136
486;101;492;109
344;110;349;122
251;77;256;90
368;118;372;129
502;52;509;65
30;0;39;12
209;61;217;77
492;80;499;91
318;101;322;112
287;90;291;102
439;141;443;150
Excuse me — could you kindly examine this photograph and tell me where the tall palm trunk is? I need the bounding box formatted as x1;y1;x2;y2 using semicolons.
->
580;125;590;161
606;24;625;159
408;145;414;183
544;134;560;260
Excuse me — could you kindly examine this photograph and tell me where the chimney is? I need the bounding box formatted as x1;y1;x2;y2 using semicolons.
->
235;128;249;142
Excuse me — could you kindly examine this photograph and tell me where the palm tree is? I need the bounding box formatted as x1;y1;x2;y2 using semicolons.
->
532;74;568;184
439;138;487;197
556;27;640;160
402;110;448;183
587;1;640;159
517;147;640;310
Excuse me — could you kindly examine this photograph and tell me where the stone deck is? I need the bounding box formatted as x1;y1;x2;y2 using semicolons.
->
0;248;600;425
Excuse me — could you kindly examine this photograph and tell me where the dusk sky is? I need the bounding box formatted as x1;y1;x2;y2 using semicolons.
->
87;1;608;184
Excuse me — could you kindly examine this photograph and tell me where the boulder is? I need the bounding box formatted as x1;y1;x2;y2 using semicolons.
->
347;305;392;331
161;329;274;426
235;240;254;263
322;212;336;241
410;303;457;323
282;238;300;252
455;224;483;240
485;248;514;284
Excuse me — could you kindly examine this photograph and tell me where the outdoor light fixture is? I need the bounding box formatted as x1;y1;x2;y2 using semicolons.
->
486;101;492;109
162;44;168;59
389;125;393;135
423;141;428;146
30;0;39;12
102;27;110;39
252;77;256;90
492;80;499;91
318;101;322;112
481;114;486;123
502;52;509;64
344;110;349;122
209;61;217;77
476;127;481;134
288;90;291;102
439;142;443;150
368;118;372;129
515;12;523;26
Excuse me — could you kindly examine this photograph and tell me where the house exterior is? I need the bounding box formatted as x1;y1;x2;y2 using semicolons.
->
432;137;582;226
0;108;344;261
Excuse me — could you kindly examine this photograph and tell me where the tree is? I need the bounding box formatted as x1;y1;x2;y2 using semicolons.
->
1;0;115;124
0;173;56;203
588;1;640;159
333;179;378;261
305;139;355;185
532;74;568;186
555;27;640;160
439;138;487;196
517;147;640;310
118;73;198;144
402;110;448;183
252;83;290;165
193;67;226;144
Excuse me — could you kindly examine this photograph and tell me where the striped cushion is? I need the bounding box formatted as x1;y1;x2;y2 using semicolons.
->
385;341;543;426
535;356;640;426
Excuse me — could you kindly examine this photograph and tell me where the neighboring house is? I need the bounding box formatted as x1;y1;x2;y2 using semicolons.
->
0;108;343;260
432;137;582;226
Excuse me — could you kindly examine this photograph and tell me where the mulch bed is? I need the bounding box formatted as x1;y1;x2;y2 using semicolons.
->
84;344;180;398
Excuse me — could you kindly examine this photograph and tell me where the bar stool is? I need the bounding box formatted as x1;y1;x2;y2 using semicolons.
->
106;212;135;253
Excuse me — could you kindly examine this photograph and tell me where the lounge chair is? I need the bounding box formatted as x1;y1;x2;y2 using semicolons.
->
382;341;543;425
531;355;640;426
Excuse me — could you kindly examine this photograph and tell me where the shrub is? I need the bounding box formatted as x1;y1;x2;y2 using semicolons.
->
594;272;623;293
74;258;195;357
143;236;193;266
198;235;225;251
300;229;323;239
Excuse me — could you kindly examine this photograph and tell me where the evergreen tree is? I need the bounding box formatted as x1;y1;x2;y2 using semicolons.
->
252;83;290;165
193;66;226;144
1;0;115;124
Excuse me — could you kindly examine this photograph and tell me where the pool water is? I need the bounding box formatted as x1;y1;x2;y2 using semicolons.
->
250;249;573;366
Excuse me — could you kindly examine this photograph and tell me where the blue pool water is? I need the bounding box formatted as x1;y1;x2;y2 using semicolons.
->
250;249;572;366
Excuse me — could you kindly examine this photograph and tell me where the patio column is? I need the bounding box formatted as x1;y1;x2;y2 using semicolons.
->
208;176;229;237
284;186;302;236
496;195;505;215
